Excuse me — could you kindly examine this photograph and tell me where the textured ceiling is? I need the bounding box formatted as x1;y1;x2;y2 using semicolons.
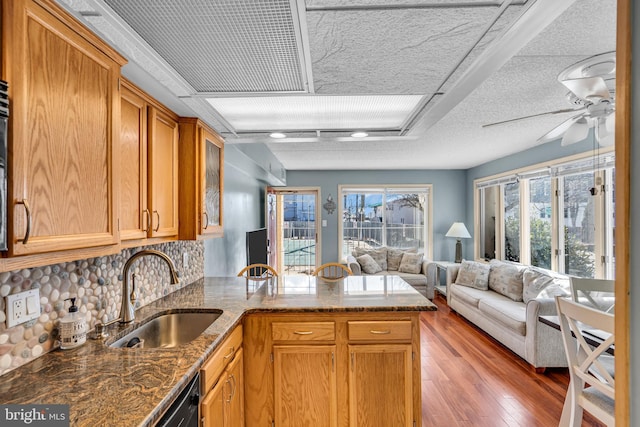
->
57;0;617;170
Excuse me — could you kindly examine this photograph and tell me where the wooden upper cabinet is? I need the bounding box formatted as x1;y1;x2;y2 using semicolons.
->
179;118;224;239
148;106;179;239
118;80;178;245
119;82;148;241
2;0;126;256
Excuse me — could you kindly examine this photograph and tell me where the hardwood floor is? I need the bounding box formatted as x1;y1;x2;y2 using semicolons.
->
420;295;604;427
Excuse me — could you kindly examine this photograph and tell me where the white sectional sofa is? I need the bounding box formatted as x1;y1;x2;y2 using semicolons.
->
447;259;571;372
345;246;434;299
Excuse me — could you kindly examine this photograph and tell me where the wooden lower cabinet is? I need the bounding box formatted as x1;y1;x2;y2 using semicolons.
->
273;345;337;427
243;312;421;427
201;326;244;427
348;344;413;427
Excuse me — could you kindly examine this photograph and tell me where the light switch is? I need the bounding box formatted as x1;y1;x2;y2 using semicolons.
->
27;295;39;315
322;220;327;227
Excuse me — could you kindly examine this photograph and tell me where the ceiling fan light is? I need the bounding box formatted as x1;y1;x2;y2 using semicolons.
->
605;114;616;134
561;117;590;146
269;132;287;139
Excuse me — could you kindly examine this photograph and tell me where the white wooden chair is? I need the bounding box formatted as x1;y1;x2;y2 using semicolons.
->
555;296;615;426
570;277;615;313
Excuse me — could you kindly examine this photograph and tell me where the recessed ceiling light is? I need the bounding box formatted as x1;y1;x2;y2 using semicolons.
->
269;132;287;139
351;131;368;138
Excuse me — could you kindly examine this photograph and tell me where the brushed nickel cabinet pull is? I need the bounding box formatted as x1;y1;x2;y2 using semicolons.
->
16;199;31;244
293;331;313;335
153;210;160;232
370;330;391;335
223;347;235;360
143;209;151;232
203;211;209;230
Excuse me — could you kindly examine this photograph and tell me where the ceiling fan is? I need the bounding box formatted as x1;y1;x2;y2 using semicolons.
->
483;51;616;147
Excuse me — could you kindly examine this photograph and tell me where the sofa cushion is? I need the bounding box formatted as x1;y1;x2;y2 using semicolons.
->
398;253;423;274
477;293;527;336
356;254;382;274
488;259;527;302
455;260;490;290
387;248;404;271
372;271;427;287
354;247;388;271
522;267;570;303
450;283;487;307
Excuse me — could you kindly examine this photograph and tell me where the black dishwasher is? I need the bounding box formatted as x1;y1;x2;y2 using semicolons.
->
156;373;200;427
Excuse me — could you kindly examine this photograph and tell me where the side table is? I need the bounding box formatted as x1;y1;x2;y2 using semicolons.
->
429;261;460;303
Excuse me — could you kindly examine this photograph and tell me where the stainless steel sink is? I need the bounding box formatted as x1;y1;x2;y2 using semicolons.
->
108;309;222;349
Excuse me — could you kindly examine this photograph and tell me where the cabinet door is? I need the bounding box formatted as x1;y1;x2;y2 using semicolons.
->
200;129;224;237
7;0;122;255
148;107;178;238
119;83;148;241
348;344;413;427
226;348;244;427
201;375;226;427
273;345;337;427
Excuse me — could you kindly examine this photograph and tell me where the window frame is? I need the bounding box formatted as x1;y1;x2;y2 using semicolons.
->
338;184;433;261
473;149;615;279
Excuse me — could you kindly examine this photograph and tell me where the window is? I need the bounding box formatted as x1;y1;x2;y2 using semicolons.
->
474;151;615;279
340;185;431;259
529;176;552;269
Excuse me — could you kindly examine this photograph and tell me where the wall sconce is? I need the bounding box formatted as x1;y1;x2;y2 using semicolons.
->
445;222;472;263
323;194;336;214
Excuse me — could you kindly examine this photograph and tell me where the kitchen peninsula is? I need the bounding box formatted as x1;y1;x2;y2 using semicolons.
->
0;275;434;427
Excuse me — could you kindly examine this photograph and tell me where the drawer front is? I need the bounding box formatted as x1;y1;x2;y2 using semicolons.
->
348;320;412;342
272;321;335;342
201;324;243;393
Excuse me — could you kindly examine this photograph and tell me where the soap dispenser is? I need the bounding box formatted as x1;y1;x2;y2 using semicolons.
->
59;297;87;349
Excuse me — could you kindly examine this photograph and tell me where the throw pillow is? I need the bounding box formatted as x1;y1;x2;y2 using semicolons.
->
356;254;382;274
387;248;405;271
455;260;490;290
522;267;571;303
398;253;423;274
353;247;388;271
488;259;527;302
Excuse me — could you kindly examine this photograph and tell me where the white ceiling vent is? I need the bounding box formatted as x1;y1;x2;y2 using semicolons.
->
103;0;306;93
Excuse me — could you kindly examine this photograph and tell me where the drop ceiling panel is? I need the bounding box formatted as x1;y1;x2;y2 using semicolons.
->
103;0;305;92
207;95;423;131
306;6;506;94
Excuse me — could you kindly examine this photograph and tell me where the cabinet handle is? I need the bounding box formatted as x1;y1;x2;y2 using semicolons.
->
370;330;391;335
202;211;209;230
293;331;313;335
223;347;235;360
143;209;151;232
153;210;160;232
16;199;31;244
230;373;236;399
225;378;233;403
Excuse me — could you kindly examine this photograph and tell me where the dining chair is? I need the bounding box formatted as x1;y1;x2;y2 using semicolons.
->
313;262;353;280
237;263;278;279
570;277;615;313
555;296;615;427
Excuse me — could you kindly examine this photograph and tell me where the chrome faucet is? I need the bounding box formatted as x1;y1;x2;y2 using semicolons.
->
119;249;180;324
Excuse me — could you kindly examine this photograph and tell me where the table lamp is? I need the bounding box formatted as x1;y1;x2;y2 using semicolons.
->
446;222;471;263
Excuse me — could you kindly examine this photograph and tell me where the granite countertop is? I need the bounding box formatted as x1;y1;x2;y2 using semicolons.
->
0;275;435;426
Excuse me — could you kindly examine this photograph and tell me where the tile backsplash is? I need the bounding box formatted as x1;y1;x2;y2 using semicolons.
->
0;241;204;375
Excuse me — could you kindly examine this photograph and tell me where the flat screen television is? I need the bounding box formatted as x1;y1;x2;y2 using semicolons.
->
246;228;268;265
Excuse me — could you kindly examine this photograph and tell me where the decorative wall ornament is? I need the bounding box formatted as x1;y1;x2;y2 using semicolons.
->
323;194;336;214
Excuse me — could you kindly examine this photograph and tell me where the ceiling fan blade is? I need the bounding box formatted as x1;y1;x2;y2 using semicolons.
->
482;108;580;128
560;76;610;102
536;115;582;144
561;117;591;146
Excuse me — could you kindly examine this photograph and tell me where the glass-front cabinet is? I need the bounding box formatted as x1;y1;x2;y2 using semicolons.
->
178;118;224;239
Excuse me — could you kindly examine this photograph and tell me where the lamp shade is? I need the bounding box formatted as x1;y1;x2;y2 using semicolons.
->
445;222;471;239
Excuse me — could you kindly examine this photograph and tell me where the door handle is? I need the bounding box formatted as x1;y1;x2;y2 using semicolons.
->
16;199;31;244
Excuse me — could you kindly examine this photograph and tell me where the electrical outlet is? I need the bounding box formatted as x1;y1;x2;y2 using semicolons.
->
183;252;189;270
6;289;40;328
